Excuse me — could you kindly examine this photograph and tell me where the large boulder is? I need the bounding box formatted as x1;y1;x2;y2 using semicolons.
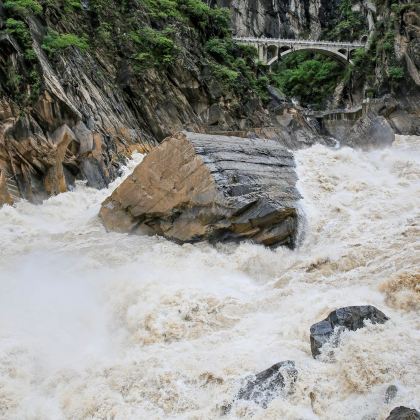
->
386;407;420;420
225;361;297;411
310;305;389;358
100;131;301;248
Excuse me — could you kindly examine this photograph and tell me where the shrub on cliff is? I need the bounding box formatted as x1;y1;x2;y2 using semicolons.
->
4;0;42;15
42;30;89;55
130;28;179;68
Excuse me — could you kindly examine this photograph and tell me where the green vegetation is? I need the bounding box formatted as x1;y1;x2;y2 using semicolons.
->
130;27;178;67
3;17;41;103
323;0;365;41
42;30;89;55
270;52;344;108
3;0;42;15
205;38;269;100
388;66;405;81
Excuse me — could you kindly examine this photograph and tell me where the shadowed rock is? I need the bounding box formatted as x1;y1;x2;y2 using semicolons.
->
224;361;297;412
386;407;420;420
385;385;398;403
100;131;301;248
310;305;389;358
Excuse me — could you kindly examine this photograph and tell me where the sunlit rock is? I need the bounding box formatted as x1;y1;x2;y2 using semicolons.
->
100;131;301;247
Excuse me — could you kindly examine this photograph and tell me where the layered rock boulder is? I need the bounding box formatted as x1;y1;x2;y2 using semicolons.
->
100;131;301;247
310;305;389;358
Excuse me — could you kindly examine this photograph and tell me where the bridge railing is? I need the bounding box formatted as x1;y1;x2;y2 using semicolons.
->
232;37;365;48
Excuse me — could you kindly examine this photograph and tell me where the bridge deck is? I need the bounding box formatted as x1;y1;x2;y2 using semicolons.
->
233;37;365;49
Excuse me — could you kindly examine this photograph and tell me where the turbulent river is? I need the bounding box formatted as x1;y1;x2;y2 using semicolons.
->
0;136;419;419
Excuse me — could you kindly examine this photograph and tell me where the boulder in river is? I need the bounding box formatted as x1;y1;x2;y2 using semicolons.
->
225;361;297;411
100;131;301;248
386;407;420;420
310;305;389;358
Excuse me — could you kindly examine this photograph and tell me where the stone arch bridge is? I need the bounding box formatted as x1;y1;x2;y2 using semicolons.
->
233;37;366;66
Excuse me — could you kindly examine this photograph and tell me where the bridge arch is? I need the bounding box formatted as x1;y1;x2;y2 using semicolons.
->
279;47;351;65
233;37;366;67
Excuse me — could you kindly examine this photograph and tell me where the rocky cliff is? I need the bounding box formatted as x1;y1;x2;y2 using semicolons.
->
0;0;419;206
209;0;342;39
0;0;272;204
214;0;419;124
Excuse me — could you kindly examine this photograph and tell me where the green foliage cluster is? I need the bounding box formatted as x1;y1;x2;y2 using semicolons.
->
323;0;366;41
3;0;42;15
337;1;414;97
42;30;89;55
205;38;269;100
141;0;230;35
3;17;41;103
130;27;178;67
270;52;344;108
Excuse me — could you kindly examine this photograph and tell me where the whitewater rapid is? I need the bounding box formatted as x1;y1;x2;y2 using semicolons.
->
0;136;419;419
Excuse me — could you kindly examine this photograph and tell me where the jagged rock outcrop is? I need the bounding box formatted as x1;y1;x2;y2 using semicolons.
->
210;0;342;39
343;111;395;149
386;407;420;420
0;2;272;205
234;361;297;408
100;131;301;248
310;305;389;358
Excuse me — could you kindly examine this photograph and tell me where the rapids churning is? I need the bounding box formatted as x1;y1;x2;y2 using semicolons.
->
0;136;419;419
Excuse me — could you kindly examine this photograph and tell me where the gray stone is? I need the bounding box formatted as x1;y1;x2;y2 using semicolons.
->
224;361;297;412
310;305;389;358
385;385;398;404
344;112;395;149
386;407;420;420
80;157;108;189
100;131;301;248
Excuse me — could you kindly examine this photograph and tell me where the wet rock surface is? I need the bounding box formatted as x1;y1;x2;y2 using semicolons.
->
100;131;301;248
310;305;389;357
386;407;420;420
225;361;297;411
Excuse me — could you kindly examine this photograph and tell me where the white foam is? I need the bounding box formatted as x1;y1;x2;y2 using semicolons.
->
0;139;419;419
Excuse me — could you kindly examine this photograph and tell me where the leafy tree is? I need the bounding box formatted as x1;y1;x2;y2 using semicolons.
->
271;52;344;108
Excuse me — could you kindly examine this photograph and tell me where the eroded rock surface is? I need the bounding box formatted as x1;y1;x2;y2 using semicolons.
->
310;305;389;357
100;131;301;247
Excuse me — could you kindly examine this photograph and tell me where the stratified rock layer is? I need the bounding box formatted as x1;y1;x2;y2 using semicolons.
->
310;305;389;358
100;131;301;247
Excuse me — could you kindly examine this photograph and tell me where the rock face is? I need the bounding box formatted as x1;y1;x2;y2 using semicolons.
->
100;131;301;248
386;407;420;420
344;112;395;149
310;305;389;358
226;361;297;410
0;6;271;206
210;0;342;39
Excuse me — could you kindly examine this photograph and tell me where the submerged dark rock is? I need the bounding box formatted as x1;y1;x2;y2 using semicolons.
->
386;407;420;420
310;305;389;358
100;131;301;248
385;385;398;404
225;361;297;411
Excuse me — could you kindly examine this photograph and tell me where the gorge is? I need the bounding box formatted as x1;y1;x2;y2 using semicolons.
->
0;0;419;419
